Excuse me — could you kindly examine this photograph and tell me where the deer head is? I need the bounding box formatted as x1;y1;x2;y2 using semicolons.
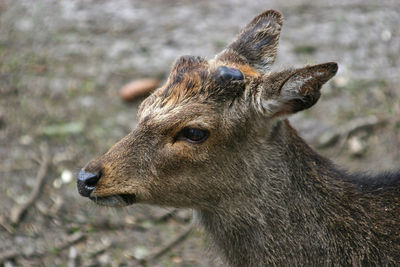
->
77;10;337;210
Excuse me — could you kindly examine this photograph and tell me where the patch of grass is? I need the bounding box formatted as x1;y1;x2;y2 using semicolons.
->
65;79;96;98
395;120;400;129
51;247;60;254
2;56;22;72
38;121;85;137
70;226;81;234
294;44;317;55
81;80;96;94
214;39;227;50
0;43;5;55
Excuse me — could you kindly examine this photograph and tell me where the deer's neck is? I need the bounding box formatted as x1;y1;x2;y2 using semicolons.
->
196;120;349;266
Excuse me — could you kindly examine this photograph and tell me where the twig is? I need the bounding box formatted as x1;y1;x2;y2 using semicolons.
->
317;115;387;148
88;241;113;258
83;220;148;232
155;209;178;223
143;225;193;263
0;232;86;264
10;144;51;226
154;209;192;224
55;232;86;251
0;216;13;234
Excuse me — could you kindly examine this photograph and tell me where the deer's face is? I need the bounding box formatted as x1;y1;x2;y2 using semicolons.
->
78;57;262;209
77;10;337;209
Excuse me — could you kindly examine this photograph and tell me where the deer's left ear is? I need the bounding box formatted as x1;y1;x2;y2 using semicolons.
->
255;62;338;117
216;10;283;72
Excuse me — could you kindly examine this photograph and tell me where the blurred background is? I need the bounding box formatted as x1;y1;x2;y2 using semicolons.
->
0;0;399;266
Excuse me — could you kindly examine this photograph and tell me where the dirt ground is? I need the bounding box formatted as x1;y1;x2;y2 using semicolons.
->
0;0;399;266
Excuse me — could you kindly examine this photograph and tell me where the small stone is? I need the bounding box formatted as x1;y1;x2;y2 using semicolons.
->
69;246;78;260
172;256;183;263
15;19;33;32
53;152;70;164
348;136;367;156
381;30;392;42
124;215;136;225
120;78;160;101
61;170;73;184
99;254;110;264
332;76;349;88
36;201;48;214
317;131;340;148
53;178;62;189
141;219;154;229
15;195;28;205
14;235;25;244
20;135;33;145
79;96;95;107
101;237;111;246
132;246;150;260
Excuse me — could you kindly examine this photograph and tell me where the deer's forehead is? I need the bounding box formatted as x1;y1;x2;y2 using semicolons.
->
137;56;261;124
139;101;219;131
153;56;260;108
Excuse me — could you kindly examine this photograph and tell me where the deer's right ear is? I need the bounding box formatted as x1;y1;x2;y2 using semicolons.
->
255;62;338;118
216;10;283;72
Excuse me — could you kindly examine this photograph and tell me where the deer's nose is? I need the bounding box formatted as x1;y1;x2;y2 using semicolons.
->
77;170;102;197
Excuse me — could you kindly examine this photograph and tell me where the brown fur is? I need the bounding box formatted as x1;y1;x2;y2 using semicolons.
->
79;10;400;266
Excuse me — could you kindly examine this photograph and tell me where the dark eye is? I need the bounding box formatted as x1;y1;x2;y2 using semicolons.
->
177;128;209;143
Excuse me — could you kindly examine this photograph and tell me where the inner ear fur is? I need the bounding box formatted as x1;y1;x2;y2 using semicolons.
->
257;62;338;117
216;10;283;72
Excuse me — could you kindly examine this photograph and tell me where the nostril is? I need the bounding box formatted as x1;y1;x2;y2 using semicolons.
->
85;173;101;187
77;170;102;197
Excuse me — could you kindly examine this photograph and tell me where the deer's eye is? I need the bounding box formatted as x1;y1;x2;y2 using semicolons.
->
176;128;209;143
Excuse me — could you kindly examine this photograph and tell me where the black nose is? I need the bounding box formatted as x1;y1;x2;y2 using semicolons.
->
77;170;101;197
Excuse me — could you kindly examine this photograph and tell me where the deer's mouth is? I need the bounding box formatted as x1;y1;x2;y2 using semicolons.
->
89;194;136;207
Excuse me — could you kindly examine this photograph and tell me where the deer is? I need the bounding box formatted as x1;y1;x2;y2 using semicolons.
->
77;10;400;266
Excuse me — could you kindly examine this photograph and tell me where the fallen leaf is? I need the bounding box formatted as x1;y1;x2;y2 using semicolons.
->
120;78;160;101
